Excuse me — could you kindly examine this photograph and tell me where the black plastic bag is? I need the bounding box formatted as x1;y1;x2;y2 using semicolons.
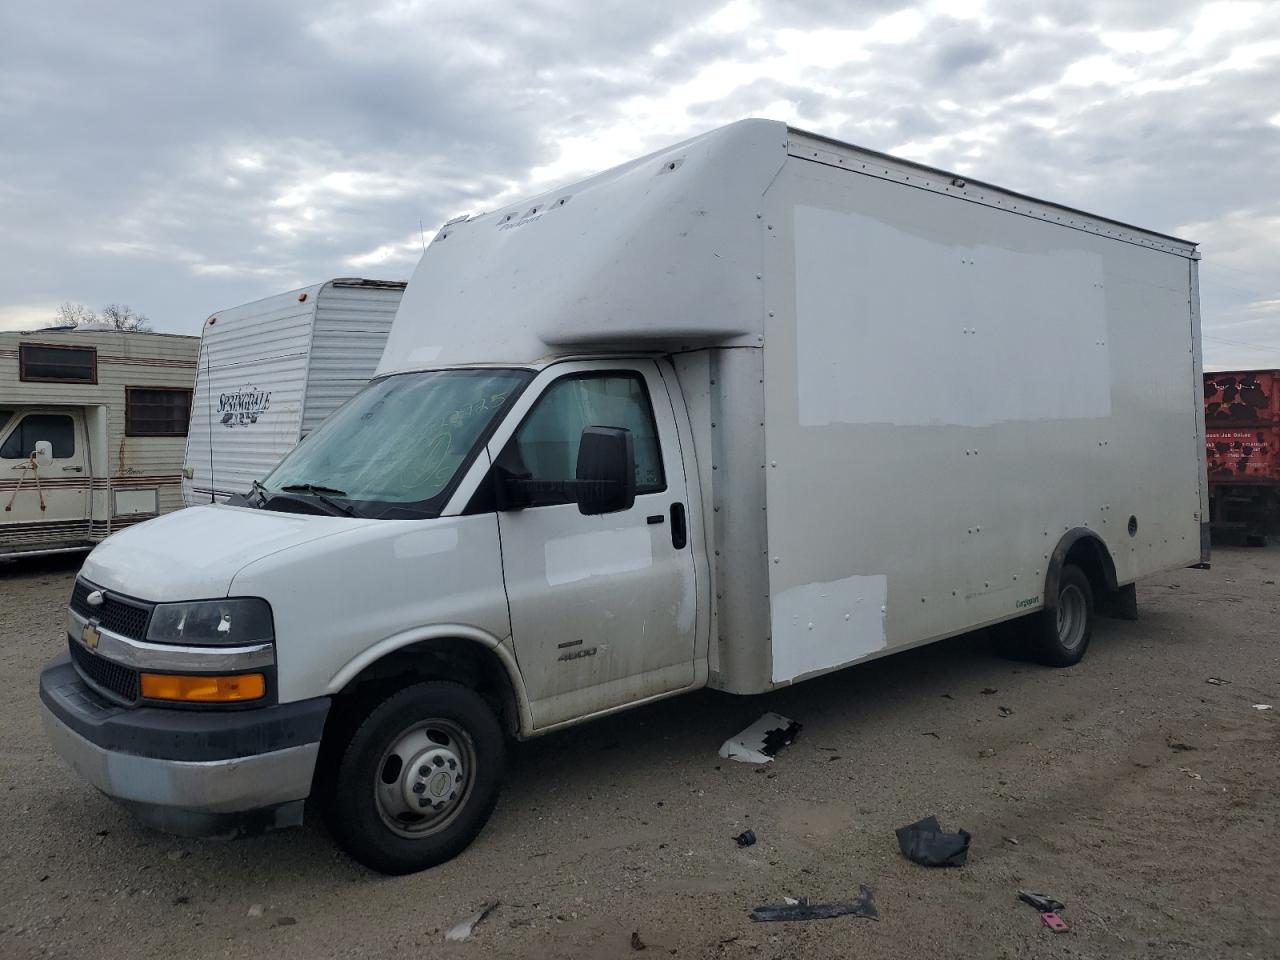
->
895;815;971;867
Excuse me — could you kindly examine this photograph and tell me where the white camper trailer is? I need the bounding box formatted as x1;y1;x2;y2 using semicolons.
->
1;328;198;559
43;120;1207;874
183;279;406;505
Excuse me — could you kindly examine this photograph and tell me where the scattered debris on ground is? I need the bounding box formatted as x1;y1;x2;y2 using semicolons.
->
630;931;647;951
1180;767;1203;780
1253;704;1273;711
1018;891;1065;913
998;705;1014;717
1206;677;1231;685
750;886;879;922
980;688;998;695
718;713;802;764
896;815;971;867
1041;911;1069;932
1167;739;1196;752
445;902;499;942
734;829;757;848
247;904;265;918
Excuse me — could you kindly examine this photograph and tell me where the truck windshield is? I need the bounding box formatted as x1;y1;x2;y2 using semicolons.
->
260;368;532;519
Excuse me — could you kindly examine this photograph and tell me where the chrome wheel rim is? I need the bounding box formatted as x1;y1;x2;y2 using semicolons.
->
1056;583;1087;651
374;719;475;838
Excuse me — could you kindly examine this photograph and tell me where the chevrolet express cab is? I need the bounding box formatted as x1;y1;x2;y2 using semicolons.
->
40;120;1209;874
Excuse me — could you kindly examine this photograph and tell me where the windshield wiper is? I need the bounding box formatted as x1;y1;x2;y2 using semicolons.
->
250;479;269;506
279;483;356;517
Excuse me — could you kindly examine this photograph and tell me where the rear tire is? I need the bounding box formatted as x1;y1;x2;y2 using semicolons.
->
325;681;505;875
991;564;1094;667
1030;564;1093;666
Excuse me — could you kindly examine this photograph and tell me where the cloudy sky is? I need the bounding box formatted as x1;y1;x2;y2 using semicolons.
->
2;0;1277;367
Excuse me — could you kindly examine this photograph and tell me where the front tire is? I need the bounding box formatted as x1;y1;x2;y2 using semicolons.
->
325;681;505;875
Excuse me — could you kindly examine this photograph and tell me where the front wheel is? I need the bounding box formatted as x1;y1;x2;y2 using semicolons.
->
325;681;505;875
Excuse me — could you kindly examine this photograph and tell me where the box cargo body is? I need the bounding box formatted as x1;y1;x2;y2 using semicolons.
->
42;120;1207;874
0;329;198;559
1204;369;1280;542
183;279;405;505
384;119;1208;694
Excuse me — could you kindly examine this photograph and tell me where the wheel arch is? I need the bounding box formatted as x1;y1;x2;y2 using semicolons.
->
326;627;531;739
1045;527;1119;611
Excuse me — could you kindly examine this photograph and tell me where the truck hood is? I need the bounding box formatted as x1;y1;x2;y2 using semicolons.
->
80;504;378;602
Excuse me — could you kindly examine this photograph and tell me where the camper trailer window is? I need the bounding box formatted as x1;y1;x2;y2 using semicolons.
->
0;414;75;459
126;387;193;437
18;343;98;383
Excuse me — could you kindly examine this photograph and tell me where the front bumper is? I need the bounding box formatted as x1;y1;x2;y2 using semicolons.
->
39;657;330;836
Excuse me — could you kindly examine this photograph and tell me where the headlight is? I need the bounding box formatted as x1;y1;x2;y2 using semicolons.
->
146;598;274;647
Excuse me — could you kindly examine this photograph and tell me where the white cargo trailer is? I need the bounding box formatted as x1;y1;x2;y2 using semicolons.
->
1;328;198;559
43;120;1206;874
183;278;405;504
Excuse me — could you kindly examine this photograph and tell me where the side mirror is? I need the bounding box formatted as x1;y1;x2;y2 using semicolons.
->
32;440;53;465
575;426;635;515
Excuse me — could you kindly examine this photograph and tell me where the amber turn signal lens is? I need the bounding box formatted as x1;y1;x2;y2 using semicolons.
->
140;672;266;702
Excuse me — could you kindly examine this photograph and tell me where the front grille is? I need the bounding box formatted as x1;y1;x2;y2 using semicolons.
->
70;578;153;642
68;638;140;704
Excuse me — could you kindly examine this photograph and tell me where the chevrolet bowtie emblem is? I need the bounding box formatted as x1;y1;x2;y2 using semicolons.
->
81;622;101;651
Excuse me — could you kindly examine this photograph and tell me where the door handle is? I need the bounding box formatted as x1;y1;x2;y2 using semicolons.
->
62;466;83;472
669;503;687;550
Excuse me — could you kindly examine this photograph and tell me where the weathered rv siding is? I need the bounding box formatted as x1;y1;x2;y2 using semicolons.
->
185;288;318;503
184;280;405;504
0;330;198;553
301;280;405;434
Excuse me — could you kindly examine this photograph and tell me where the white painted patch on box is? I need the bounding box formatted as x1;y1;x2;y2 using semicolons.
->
794;204;1110;427
393;525;459;559
771;573;888;683
407;345;442;363
544;526;653;586
113;489;157;516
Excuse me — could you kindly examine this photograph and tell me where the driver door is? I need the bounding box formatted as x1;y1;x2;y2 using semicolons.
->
0;409;90;532
488;361;697;729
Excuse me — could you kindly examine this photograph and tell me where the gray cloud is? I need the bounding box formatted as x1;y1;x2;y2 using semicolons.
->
1;0;1277;369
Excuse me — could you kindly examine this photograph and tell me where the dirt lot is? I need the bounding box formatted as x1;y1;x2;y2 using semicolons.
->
2;548;1278;960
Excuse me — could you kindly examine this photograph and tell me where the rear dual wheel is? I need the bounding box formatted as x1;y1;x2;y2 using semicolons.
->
325;681;504;875
993;564;1094;667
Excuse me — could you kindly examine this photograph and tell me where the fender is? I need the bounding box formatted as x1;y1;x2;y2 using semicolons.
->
1044;527;1120;612
326;624;535;737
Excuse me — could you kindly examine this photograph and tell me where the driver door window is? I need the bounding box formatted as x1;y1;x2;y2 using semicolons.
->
0;414;76;459
508;372;665;506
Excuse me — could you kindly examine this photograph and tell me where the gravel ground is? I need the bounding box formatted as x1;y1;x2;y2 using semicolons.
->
1;547;1278;959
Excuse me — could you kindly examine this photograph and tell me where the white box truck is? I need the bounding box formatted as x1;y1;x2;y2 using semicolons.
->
40;119;1207;874
183;278;405;505
1;328;198;559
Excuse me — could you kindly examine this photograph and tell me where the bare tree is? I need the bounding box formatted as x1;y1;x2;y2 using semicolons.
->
53;302;98;328
99;303;152;332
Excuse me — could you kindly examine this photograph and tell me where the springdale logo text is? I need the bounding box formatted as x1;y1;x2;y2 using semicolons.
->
218;387;271;428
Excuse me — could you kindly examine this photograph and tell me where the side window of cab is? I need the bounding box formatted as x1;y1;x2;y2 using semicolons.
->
505;372;665;507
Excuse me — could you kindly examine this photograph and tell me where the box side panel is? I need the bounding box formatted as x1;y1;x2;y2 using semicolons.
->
761;157;1203;685
700;348;772;693
301;282;404;435
184;289;318;503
